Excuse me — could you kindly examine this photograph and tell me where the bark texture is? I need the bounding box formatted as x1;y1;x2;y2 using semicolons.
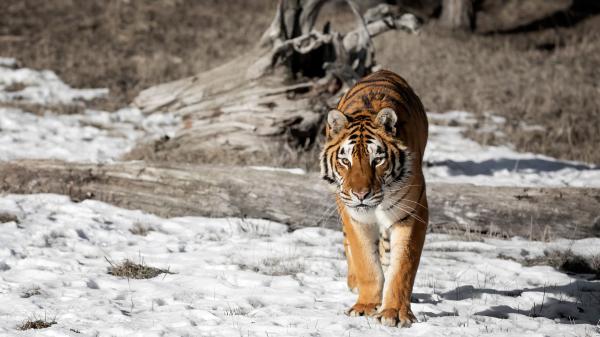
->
127;0;418;166
476;0;573;33
1;160;598;240
439;0;473;30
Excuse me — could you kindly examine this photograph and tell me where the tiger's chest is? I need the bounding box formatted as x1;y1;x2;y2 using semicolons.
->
346;206;393;271
346;205;396;234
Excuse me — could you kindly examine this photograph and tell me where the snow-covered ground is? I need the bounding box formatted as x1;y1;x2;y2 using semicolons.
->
0;58;179;163
0;107;179;162
1;60;599;336
0;194;599;336
424;111;600;187
0;57;107;105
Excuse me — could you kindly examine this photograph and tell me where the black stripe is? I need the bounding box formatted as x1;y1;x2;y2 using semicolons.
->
361;95;372;109
321;154;330;179
324;141;341;154
348;121;375;129
399;150;406;170
329;151;336;180
342;80;398;104
346;115;372;123
398;208;416;223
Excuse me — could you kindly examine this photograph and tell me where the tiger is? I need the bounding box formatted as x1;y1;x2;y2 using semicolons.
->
320;69;428;327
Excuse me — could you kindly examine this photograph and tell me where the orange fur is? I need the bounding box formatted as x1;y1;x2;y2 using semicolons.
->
320;69;428;327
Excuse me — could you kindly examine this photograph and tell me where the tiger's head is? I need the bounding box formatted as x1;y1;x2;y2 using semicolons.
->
320;108;411;211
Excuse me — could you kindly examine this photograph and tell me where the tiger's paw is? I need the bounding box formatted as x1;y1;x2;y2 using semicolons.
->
344;302;380;317
374;307;417;328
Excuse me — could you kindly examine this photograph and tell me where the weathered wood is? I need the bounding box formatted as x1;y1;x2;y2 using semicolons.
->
475;0;572;33
1;160;598;240
439;0;473;30
128;1;418;167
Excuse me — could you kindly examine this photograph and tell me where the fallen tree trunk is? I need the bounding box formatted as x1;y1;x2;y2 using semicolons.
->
1;160;598;240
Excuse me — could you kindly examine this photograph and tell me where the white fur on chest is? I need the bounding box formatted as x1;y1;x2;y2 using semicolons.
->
347;206;396;234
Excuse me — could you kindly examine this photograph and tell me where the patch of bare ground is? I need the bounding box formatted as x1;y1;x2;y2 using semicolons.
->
499;249;600;277
0;212;18;223
20;285;41;298
17;315;56;330
106;258;173;279
129;222;155;236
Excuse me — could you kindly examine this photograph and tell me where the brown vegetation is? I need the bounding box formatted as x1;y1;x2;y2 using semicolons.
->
107;258;172;279
17;317;56;330
0;0;274;110
129;222;155;236
376;18;600;164
500;249;600;277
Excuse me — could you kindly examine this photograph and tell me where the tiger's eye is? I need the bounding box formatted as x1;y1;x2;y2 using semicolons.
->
341;158;350;166
374;157;385;166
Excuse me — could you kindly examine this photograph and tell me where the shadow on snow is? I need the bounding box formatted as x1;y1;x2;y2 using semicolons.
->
428;158;597;176
412;279;600;324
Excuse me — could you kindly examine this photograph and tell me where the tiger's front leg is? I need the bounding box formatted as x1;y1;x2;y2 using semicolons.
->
343;233;358;293
376;208;428;327
340;206;384;317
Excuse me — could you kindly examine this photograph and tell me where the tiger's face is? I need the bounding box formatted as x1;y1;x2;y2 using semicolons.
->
321;108;411;211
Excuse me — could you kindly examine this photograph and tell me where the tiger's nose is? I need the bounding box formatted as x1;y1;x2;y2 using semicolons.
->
352;188;370;201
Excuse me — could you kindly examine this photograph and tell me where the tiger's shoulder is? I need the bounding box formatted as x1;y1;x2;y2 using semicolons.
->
337;69;424;118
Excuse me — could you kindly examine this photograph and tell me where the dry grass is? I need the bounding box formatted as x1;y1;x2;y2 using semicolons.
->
239;254;306;276
20;285;41;298
0;212;18;223
0;0;274;111
501;249;600;277
2;1;598;164
528;250;600;277
17;315;56;330
129;222;155;236
376;17;600;164
106;258;172;279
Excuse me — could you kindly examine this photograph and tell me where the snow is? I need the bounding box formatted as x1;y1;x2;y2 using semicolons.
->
0;65;108;105
1;60;599;335
249;166;306;175
424;111;600;187
0;194;598;336
0;58;18;68
0;107;179;162
0;61;179;163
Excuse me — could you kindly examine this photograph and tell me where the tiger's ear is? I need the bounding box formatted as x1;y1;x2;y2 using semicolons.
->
327;109;348;139
375;108;397;135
